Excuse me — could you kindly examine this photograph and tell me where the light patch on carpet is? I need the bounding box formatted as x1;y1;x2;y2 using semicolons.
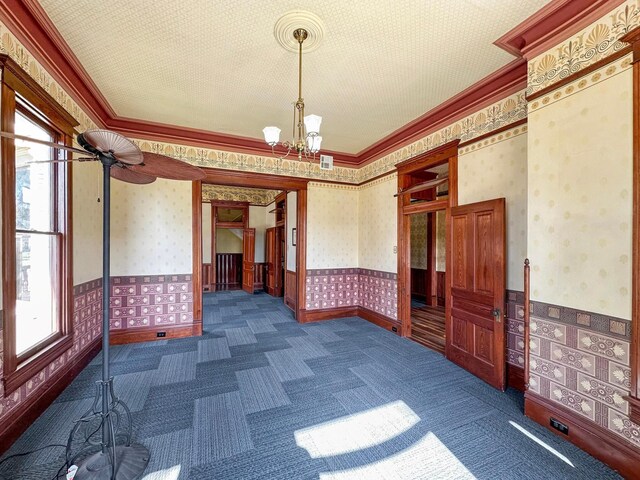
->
141;465;182;480
318;432;475;479
294;400;420;458
509;421;575;467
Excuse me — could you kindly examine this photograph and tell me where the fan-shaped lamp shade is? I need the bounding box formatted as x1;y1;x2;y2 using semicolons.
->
307;135;322;153
78;130;143;165
263;127;281;146
130;152;206;181
304;114;322;135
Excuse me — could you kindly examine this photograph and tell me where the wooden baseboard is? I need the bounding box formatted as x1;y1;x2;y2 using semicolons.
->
0;337;101;455
110;323;202;345
357;306;401;334
298;306;400;335
298;306;358;323
525;392;640;479
507;363;525;391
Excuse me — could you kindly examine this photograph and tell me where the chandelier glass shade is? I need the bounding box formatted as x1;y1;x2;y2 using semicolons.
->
263;28;322;160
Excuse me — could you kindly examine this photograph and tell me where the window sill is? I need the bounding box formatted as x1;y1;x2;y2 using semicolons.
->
3;334;74;395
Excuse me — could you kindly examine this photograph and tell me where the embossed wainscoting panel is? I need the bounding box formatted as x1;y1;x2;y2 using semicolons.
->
2;290;623;479
0;279;102;453
525;299;639;462
109;274;196;343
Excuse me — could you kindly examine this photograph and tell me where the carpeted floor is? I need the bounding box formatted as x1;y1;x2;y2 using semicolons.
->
1;291;621;479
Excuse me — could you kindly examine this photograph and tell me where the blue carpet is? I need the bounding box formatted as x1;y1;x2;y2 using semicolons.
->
0;291;621;479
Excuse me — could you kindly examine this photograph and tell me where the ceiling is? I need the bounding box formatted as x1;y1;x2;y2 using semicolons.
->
37;0;549;154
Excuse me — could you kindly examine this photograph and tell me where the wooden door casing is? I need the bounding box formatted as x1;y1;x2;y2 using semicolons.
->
446;198;506;390
242;228;256;293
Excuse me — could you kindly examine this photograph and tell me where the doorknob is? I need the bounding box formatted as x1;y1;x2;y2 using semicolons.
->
492;308;501;322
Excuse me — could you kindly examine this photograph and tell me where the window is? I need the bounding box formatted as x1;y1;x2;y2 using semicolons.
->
1;55;78;394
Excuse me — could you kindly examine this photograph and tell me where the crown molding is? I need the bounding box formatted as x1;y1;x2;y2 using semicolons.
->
495;0;627;60
1;0;610;167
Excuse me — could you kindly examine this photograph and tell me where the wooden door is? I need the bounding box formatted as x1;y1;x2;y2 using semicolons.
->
265;227;276;295
242;228;256;294
447;198;506;390
274;227;284;297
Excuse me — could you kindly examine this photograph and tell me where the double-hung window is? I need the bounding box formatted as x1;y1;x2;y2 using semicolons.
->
1;55;78;394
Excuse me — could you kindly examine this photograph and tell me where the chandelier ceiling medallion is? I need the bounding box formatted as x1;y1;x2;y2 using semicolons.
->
263;11;325;161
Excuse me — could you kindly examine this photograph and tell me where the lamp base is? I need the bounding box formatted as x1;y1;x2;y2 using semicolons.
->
74;444;150;480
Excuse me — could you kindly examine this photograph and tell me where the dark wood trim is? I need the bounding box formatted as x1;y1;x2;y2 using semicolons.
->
110;324;202;345
296;189;307;322
0;54;79;132
525;392;640;480
4;335;73;394
0;336;101;456
395;140;460;172
203;168;309;191
526;46;632;102
357;306;401;333
622;26;640;426
458;118;527;148
2;56;76;396
298;306;359;324
507;364;525;392
524;259;531;391
298;306;400;333
192;181;203;323
397;141;458;339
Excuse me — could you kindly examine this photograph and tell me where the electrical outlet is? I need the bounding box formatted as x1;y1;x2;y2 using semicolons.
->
550;418;569;435
157;331;166;338
391;326;398;333
393;246;397;254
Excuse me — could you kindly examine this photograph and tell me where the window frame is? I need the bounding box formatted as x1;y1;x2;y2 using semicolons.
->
1;54;78;394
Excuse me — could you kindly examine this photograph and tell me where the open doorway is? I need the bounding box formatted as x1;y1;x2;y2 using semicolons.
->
409;209;446;353
199;186;298;311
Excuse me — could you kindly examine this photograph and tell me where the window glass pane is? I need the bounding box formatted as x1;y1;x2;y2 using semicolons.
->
15;112;54;232
15;232;58;354
217;208;244;222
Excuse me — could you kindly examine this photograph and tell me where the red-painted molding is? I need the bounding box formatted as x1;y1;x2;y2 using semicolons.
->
356;59;526;166
106;115;358;166
495;0;626;60
1;0;618;167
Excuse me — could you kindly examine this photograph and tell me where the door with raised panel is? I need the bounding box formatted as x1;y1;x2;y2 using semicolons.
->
446;198;506;390
242;228;256;294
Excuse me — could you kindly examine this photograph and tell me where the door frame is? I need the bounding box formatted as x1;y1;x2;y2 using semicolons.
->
397;140;459;338
210;200;249;288
192;169;308;323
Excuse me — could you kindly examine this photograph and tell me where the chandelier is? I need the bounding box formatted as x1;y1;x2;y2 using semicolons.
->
262;28;322;160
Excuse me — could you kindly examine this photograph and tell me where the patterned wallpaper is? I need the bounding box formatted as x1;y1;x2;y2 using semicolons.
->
202;185;280;206
459;125;528;291
410;213;428;269
73;161;103;284
358;174;397;273
528;300;638;449
0;280;102;429
109;275;193;330
527;0;640;96
306;268;398;322
410;212;445;271
307;183;359;269
506;290;526;370
527;66;632;320
110;178;193;276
